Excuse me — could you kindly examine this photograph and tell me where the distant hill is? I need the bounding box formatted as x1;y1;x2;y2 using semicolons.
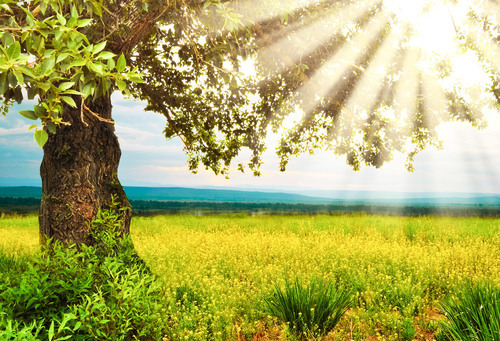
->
0;187;42;198
123;186;329;203
0;186;327;203
1;186;500;207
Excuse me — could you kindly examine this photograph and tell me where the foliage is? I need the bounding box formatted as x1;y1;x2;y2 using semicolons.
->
0;208;165;340
0;0;143;146
439;282;500;341
2;0;499;173
264;277;352;338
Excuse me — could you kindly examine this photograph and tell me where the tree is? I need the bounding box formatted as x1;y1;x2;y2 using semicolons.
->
1;0;499;245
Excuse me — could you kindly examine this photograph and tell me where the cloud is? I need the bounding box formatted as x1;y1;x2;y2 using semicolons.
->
0;125;32;136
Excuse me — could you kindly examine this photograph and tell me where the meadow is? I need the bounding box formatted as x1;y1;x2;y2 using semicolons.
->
1;214;499;340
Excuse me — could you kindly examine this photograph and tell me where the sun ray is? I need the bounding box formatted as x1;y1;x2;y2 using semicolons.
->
229;0;335;28
420;66;448;129
392;47;420;125
257;0;380;73
295;9;390;117
341;25;404;124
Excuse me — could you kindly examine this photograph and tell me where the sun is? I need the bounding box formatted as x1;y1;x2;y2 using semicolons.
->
383;0;470;56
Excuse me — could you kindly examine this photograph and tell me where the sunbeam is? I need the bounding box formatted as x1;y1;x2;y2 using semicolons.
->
230;0;335;28
341;24;403;123
257;0;380;74
392;47;419;124
295;9;390;116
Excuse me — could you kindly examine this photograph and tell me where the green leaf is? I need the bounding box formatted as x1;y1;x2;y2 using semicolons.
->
8;71;17;87
34;129;48;148
37;81;51;92
27;86;37;99
116;79;126;91
56;53;70;63
63;89;84;96
68;58;87;68
97;51;116;60
67;16;77;28
107;58;115;70
90;1;103;16
48;320;55;340
1;32;14;47
13;87;22;103
19;110;38;120
77;19;92;28
92;41;106;55
87;61;104;76
34;105;46;118
58;82;75;91
129;74;144;83
21;31;30;43
40;1;47;15
46;121;57;134
71;5;79;18
6;41;20;60
13;70;23;85
40;56;56;76
116;54;126;73
82;82;94;97
0;73;7;94
17;65;35;78
61;96;77;108
57;12;67;25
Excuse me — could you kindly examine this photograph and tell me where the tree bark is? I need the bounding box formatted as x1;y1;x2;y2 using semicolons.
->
39;95;131;246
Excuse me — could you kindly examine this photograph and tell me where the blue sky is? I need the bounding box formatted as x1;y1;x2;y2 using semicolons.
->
1;93;500;194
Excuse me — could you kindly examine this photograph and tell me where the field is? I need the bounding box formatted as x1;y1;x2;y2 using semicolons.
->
1;214;500;340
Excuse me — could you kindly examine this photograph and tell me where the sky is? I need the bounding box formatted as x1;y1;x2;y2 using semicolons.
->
1;92;500;194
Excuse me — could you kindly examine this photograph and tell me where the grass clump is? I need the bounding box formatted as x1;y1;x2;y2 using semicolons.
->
264;277;352;339
0;205;165;340
439;282;500;341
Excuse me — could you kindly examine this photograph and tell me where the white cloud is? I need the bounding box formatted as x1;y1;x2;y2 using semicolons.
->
0;125;31;136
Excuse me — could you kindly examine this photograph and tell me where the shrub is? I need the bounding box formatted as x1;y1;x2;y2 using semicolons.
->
264;277;352;339
439;282;500;341
0;201;166;340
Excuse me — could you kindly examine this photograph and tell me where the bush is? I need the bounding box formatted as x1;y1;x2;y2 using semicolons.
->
439;282;500;341
264;277;352;339
0;202;166;340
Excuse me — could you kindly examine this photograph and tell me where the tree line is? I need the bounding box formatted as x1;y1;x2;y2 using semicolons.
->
2;197;500;218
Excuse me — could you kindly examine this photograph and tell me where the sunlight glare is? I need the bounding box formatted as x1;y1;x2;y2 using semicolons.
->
257;0;379;73
342;27;404;122
392;48;420;123
384;0;468;56
296;10;390;116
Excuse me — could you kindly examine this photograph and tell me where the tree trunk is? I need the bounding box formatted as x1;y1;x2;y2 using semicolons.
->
39;95;131;246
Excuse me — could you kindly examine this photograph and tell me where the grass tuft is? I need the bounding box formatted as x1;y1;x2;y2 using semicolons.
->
439;282;500;341
264;277;352;339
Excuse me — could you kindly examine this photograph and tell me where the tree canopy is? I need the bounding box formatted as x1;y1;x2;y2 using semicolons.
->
1;0;499;174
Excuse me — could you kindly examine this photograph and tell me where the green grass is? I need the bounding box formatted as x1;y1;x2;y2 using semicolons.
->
1;214;500;340
439;282;500;340
265;277;352;339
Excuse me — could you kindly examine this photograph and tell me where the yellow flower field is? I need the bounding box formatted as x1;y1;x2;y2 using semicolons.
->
1;214;499;340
